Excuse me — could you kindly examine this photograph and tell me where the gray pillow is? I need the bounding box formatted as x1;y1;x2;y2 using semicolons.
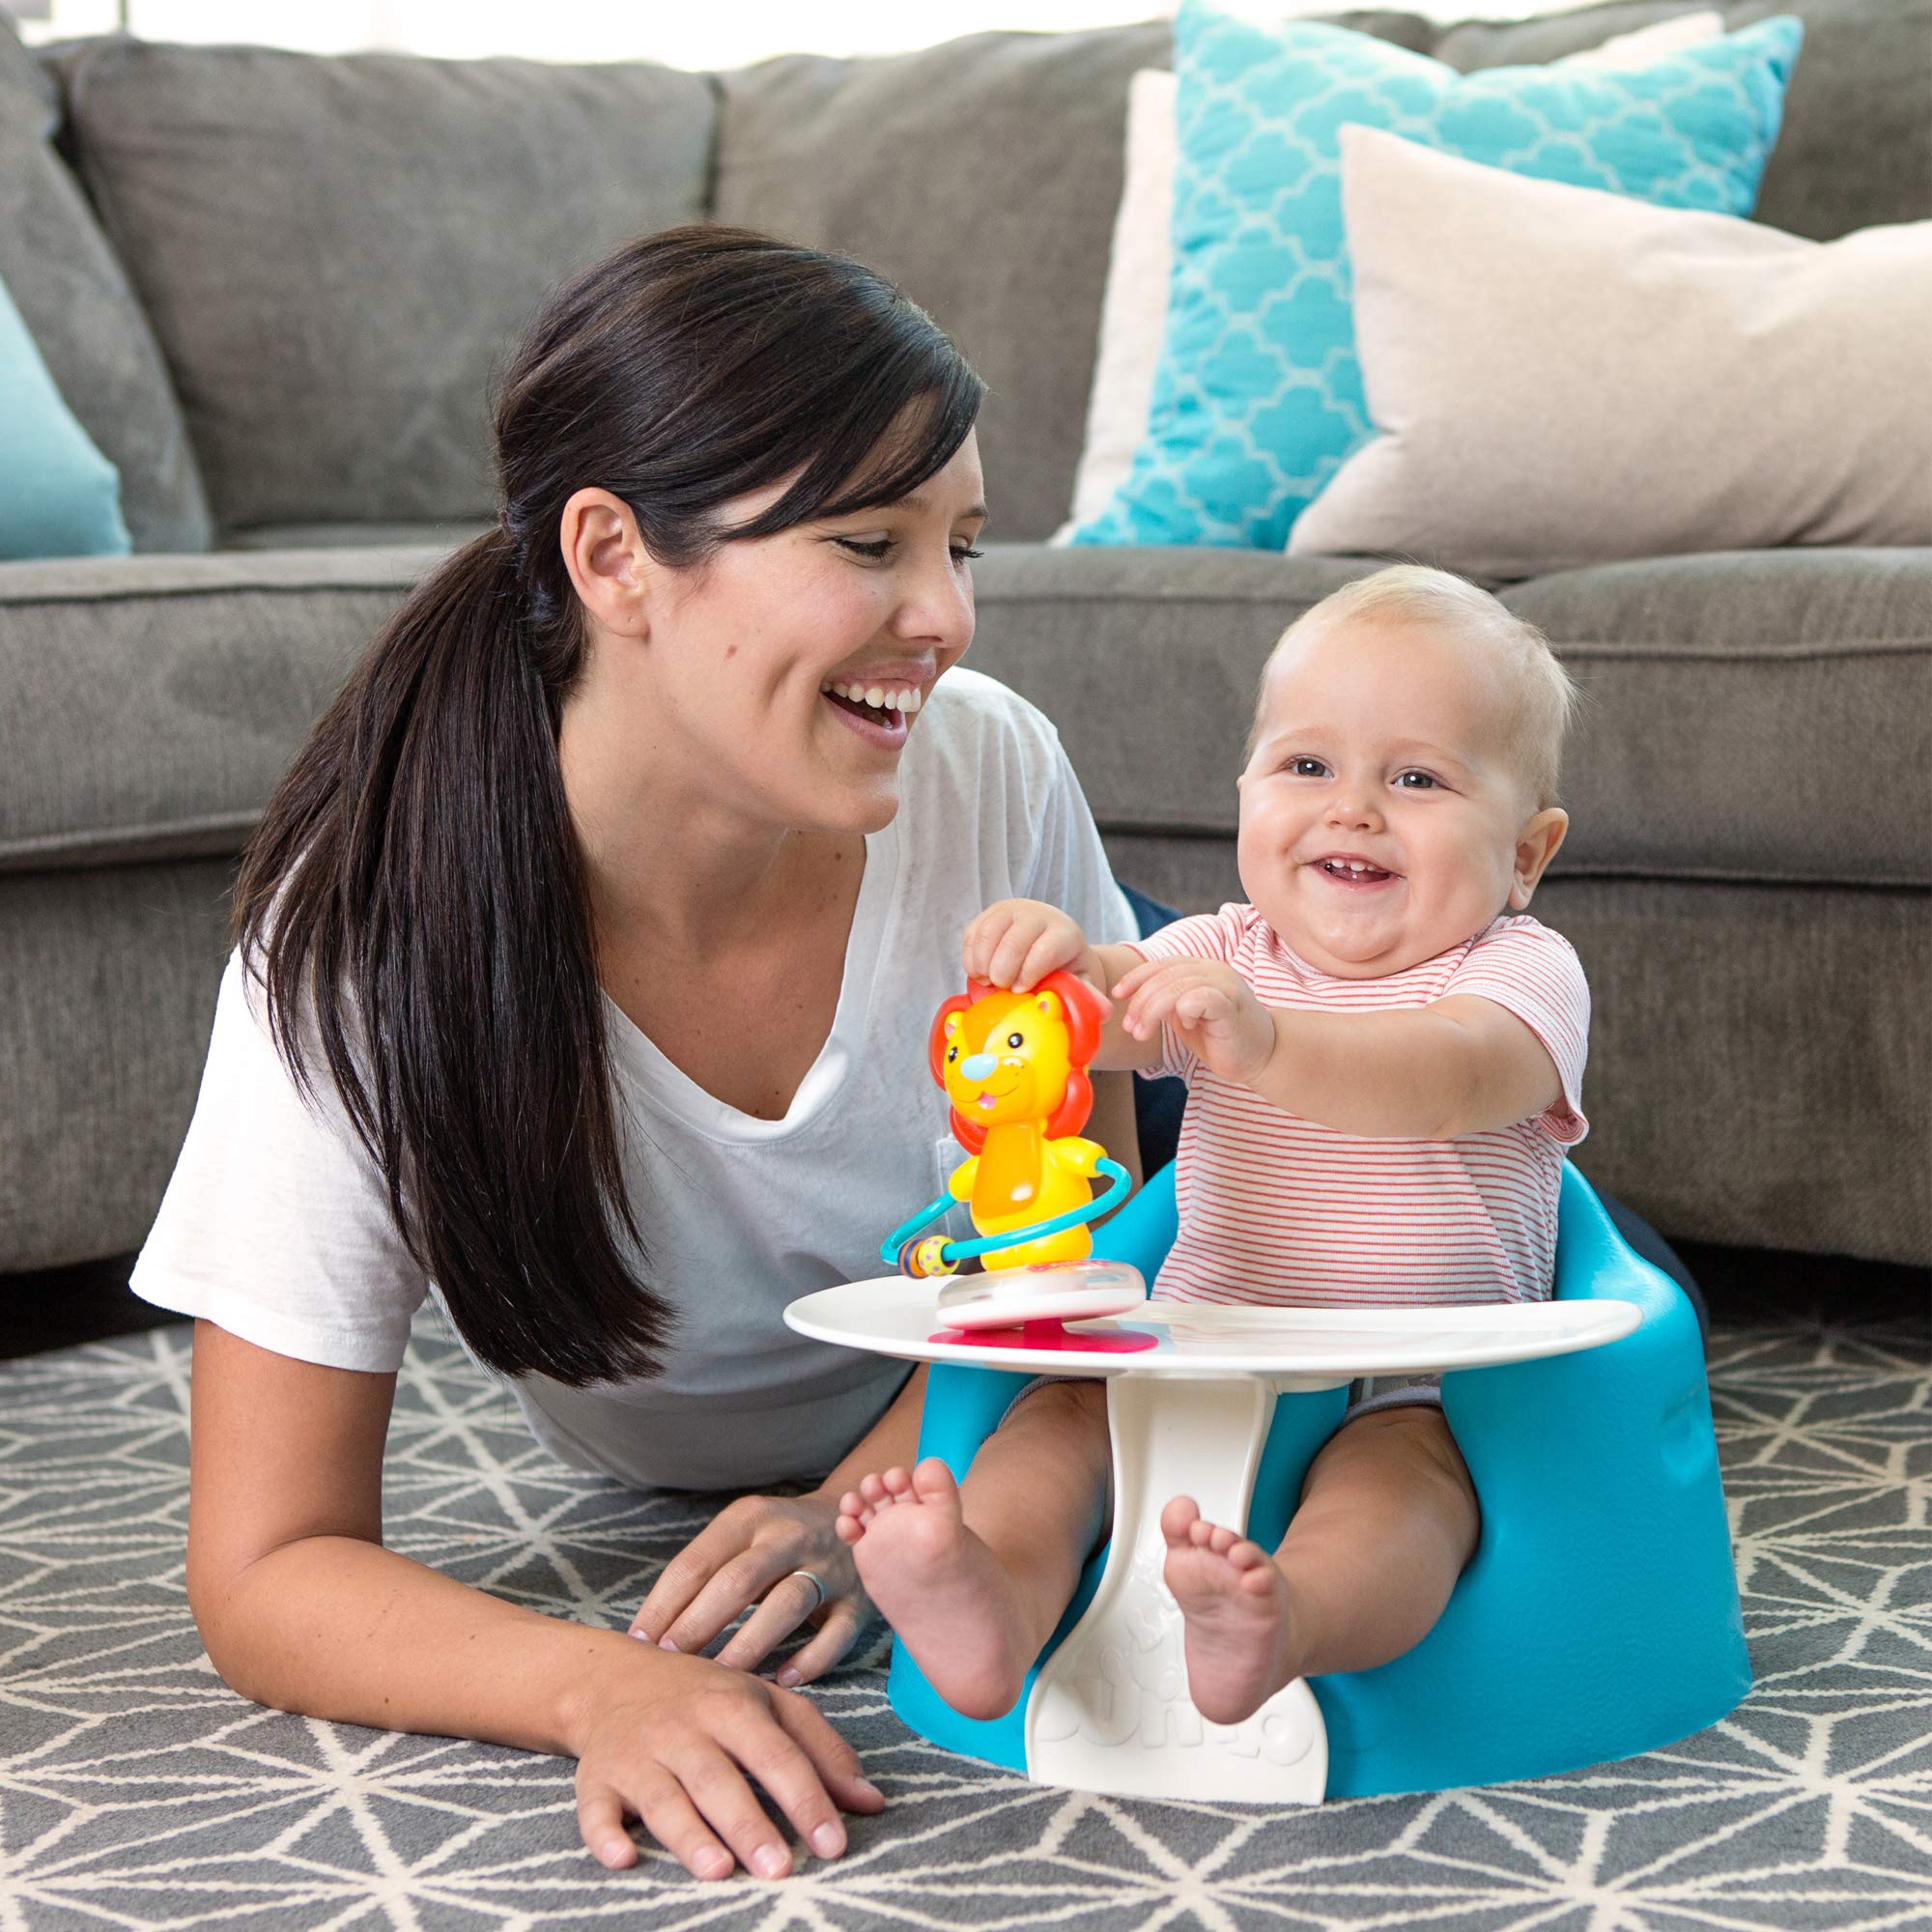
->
1;23;210;553
61;41;716;536
1288;128;1932;579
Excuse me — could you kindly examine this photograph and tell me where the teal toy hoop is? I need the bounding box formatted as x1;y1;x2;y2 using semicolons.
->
880;1157;1133;1273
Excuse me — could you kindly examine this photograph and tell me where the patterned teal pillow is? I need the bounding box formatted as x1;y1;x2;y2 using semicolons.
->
1072;5;1804;552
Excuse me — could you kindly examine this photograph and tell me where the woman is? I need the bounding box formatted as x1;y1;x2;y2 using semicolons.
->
132;227;1142;1884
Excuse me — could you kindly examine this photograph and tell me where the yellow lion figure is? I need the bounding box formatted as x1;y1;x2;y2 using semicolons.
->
925;971;1113;1272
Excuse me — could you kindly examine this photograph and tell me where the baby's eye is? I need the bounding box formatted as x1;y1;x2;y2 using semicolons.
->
1395;770;1438;790
1006;1032;1025;1048
952;546;983;565
1286;756;1328;779
835;536;895;560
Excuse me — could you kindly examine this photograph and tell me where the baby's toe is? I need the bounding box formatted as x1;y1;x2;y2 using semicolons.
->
910;1457;962;1509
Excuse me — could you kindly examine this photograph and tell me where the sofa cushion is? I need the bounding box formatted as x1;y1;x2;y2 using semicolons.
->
0;548;436;871
710;14;1434;546
7;541;1925;894
1;24;209;553
222;520;494;553
58;43;716;537
1431;0;1932;241
956;546;1932;891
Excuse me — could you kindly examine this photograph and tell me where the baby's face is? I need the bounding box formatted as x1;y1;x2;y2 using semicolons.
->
1237;617;1553;979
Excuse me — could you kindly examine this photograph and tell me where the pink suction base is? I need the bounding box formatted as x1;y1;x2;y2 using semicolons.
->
927;1318;1159;1353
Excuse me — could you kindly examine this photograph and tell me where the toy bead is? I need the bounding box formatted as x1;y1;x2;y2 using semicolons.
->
910;1236;956;1280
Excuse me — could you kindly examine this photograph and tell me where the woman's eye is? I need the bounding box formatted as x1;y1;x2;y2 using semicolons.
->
836;537;895;560
952;547;983;565
1396;771;1438;790
1006;1032;1025;1048
1287;756;1327;778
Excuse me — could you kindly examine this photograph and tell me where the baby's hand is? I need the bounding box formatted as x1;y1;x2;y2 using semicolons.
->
1111;957;1276;1086
963;899;1099;995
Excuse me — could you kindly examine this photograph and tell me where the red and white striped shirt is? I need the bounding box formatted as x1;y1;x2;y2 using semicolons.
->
1127;908;1589;1308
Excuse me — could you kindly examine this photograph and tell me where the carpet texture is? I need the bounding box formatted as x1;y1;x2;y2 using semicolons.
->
1;1294;1926;1929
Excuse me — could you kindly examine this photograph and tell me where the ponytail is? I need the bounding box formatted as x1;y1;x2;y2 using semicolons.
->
235;529;669;1384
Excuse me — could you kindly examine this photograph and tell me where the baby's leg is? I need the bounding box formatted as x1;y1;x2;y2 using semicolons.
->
836;1379;1109;1721
1162;1405;1479;1725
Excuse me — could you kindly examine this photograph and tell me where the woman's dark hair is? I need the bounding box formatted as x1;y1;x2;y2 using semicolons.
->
234;226;984;1384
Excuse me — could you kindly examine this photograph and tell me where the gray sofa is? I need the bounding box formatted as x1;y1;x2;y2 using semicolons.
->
2;0;1927;1284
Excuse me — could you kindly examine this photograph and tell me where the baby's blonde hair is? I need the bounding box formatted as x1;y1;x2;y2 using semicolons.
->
1256;565;1579;810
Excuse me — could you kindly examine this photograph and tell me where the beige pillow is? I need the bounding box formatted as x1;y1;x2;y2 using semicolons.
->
1288;127;1932;578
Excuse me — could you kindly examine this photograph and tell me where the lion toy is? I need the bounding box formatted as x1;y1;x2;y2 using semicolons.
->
905;970;1114;1277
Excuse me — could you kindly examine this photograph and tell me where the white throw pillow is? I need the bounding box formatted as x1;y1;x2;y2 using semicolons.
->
1053;68;1178;545
1287;127;1932;575
1051;12;1724;545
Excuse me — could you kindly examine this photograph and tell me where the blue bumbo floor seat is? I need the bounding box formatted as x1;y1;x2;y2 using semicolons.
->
892;1159;1751;1797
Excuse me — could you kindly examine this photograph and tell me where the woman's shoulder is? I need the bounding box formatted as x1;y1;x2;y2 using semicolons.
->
917;666;1062;758
900;667;1070;817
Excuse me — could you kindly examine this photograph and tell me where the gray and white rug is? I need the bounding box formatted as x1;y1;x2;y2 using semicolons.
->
2;1293;1927;1930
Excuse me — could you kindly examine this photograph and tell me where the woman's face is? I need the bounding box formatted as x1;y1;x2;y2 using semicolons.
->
612;431;986;838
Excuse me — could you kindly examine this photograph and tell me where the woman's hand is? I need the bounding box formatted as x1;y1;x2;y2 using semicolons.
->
1111;956;1278;1087
570;1639;883;1880
630;1492;869;1687
963;898;1103;994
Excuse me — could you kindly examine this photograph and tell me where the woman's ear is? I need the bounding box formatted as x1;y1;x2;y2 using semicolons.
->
1509;808;1570;910
559;488;654;639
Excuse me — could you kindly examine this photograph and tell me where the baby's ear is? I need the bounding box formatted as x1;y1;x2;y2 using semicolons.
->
1510;808;1571;908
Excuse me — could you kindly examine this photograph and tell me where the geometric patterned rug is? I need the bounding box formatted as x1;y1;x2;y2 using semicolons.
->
2;1293;1927;1929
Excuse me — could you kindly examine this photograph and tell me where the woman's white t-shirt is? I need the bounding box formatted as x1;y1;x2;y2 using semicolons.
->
130;669;1136;1491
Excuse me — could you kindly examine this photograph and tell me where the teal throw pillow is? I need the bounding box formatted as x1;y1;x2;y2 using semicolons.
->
1;270;130;560
1072;5;1804;552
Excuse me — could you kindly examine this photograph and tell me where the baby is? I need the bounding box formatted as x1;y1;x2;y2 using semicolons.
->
836;564;1590;1727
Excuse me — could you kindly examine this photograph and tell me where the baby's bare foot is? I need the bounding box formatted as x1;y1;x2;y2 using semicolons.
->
836;1458;1037;1721
1160;1494;1300;1725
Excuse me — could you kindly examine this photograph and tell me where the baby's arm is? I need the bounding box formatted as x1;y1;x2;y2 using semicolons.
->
1111;956;1559;1138
962;899;1161;1072
1250;996;1562;1139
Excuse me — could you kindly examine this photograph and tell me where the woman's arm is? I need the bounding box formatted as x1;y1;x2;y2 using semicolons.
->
1086;1067;1145;1190
188;1321;879;1880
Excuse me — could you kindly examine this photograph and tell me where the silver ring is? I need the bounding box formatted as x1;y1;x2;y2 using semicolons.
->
786;1569;827;1615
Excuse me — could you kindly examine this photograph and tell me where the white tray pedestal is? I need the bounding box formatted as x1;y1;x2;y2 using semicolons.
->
1025;1372;1338;1802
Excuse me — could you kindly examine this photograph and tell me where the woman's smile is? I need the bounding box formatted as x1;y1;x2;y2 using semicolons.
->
818;660;934;751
